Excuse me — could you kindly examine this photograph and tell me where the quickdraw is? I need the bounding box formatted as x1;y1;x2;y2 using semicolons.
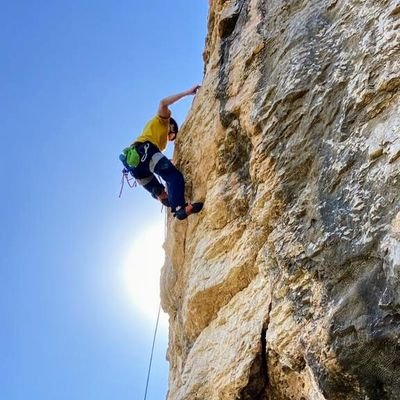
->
119;168;137;198
141;143;150;162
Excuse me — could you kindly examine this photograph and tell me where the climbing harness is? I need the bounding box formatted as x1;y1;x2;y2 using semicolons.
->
118;142;152;198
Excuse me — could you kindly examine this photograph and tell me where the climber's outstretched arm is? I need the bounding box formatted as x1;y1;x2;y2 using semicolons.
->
158;85;201;118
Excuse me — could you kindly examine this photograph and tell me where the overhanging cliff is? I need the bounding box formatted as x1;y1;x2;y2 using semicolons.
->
161;0;400;399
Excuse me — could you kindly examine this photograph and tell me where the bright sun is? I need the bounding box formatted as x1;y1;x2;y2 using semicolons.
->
122;220;166;319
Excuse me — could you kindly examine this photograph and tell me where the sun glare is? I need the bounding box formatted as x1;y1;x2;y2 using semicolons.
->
122;220;166;319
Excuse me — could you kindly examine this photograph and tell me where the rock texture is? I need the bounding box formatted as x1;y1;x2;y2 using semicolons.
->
160;0;400;399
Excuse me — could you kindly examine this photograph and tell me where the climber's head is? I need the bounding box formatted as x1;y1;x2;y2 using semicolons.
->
168;117;179;141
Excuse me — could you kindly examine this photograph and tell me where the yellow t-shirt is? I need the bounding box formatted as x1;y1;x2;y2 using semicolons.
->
135;115;169;151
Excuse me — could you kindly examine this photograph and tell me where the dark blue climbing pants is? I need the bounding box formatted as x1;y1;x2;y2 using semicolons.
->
131;141;185;210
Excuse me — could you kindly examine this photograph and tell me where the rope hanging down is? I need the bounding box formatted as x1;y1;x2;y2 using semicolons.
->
119;169;136;198
143;304;161;400
140;193;168;399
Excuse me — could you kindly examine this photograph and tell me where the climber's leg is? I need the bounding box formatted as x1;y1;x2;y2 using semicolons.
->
151;154;185;211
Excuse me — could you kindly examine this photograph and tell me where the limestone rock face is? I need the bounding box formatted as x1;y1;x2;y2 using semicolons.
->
160;0;400;399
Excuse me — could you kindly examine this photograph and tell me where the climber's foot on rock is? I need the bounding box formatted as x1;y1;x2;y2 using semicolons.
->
174;202;203;220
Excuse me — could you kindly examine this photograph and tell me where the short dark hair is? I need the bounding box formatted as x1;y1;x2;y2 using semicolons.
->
169;117;179;134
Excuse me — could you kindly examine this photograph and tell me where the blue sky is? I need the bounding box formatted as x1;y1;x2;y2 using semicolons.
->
1;1;208;399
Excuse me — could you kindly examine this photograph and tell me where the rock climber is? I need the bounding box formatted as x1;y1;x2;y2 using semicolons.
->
119;85;203;220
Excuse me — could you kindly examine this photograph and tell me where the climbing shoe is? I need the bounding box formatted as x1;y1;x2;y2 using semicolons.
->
174;202;204;220
152;187;171;207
